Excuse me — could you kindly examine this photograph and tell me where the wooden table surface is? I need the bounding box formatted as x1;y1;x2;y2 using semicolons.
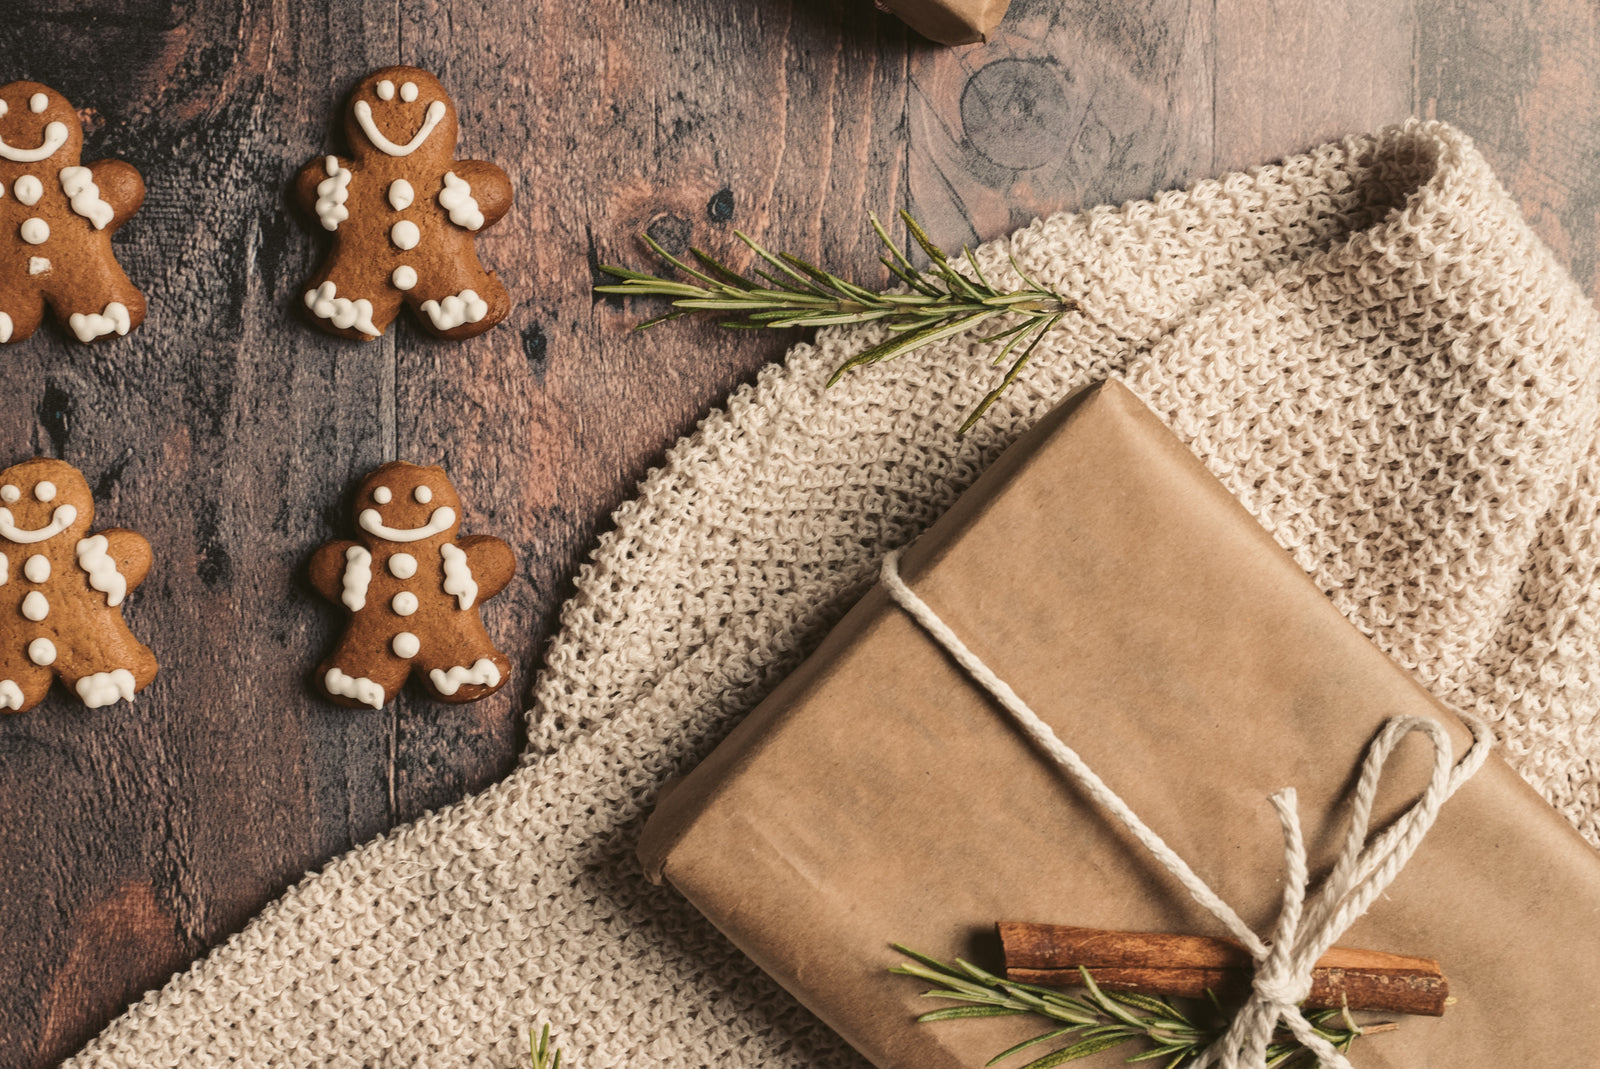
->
1;1;1595;1065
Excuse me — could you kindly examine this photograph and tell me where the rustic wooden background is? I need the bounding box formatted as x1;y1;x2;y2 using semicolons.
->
1;0;1595;1065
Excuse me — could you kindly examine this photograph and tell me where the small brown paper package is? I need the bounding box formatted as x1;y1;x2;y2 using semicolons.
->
876;0;1011;45
638;380;1600;1068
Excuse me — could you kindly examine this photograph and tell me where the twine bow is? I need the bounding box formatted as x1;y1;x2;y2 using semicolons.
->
879;549;1492;1068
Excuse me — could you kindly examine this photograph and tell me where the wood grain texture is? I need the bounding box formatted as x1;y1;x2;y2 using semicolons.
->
0;1;1595;1066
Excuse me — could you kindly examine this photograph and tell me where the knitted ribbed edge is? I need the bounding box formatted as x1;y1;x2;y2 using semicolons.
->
66;121;1600;1069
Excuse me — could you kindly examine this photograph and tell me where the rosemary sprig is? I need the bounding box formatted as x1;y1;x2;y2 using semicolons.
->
890;946;1382;1069
530;1023;563;1069
596;211;1081;433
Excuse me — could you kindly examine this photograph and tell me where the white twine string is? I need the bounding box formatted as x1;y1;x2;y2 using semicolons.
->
879;549;1492;1068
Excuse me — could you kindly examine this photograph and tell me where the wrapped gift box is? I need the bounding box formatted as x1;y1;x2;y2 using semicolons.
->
639;380;1600;1068
877;0;1011;45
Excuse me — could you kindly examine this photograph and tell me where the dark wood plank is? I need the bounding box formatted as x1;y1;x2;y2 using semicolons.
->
0;4;403;1066
1213;0;1417;175
905;0;1215;251
1417;0;1600;299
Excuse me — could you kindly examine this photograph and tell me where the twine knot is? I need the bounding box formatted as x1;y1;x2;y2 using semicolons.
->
879;549;1493;1069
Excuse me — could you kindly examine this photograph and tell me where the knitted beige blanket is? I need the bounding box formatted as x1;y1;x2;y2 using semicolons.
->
68;121;1600;1068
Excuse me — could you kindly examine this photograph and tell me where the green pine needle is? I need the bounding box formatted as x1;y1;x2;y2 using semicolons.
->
530;1023;563;1069
596;211;1082;433
889;946;1383;1068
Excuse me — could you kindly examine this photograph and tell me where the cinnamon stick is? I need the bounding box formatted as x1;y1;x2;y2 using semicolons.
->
998;922;1449;1017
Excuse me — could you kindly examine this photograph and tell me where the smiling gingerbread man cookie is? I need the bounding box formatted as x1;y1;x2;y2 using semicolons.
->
0;82;146;345
309;462;515;708
293;67;513;341
0;458;157;712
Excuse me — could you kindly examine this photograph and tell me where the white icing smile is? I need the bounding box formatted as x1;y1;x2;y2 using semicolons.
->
353;99;446;158
0;120;68;163
0;503;77;544
358;504;456;542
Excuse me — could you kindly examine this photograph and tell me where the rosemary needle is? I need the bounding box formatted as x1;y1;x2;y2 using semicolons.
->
597;210;1081;433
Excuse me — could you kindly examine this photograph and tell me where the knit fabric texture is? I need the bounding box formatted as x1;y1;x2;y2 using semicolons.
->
68;121;1600;1068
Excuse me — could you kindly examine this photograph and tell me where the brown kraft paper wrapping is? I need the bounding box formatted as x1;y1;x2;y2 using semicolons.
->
876;0;1010;45
638;380;1600;1069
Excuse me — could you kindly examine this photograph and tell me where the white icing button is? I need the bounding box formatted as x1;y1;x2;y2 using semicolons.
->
28;256;49;276
413;485;432;504
388;552;417;579
0;485;17;503
392;265;417;291
21;218;49;245
23;555;50;582
391;591;419;616
400;81;419;103
34;481;55;502
0;99;7;117
14;175;42;206
28;637;55;666
392;631;421;659
377;79;396;101
29;93;47;114
373;485;392;504
20;591;47;621
388;178;414;211
391;220;420;251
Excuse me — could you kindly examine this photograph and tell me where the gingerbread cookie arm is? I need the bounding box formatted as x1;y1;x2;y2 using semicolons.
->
456;535;516;602
308;539;362;604
445;161;513;230
292;154;354;223
84;160;147;232
92;529;154;593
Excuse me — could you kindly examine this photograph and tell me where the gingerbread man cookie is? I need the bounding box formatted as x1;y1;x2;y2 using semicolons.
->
0;82;146;345
309;462;515;708
293;67;513;341
0;458;157;712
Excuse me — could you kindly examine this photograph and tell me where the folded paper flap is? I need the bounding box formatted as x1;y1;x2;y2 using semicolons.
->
641;380;1600;1069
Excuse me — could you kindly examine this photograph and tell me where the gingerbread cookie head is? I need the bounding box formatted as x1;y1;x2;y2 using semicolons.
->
352;462;464;552
0;457;95;544
293;66;513;342
0;83;86;181
341;67;460;171
0;82;146;346
309;461;516;709
0;457;157;713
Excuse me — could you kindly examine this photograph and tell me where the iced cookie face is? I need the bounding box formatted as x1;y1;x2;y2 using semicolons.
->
0;458;94;546
0;82;84;179
353;462;464;547
342;67;458;169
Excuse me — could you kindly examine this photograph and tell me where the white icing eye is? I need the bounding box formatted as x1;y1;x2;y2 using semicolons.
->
29;93;47;114
0;485;17;503
34;481;55;502
400;81;419;103
373;485;392;504
413;485;432;503
0;99;7;116
377;79;396;101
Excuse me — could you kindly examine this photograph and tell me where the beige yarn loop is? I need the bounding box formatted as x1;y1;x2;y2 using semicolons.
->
68;121;1600;1068
879;548;1493;1069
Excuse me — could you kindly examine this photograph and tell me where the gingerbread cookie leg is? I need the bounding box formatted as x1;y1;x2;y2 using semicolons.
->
413;639;510;704
0;646;53;713
0;286;46;346
302;266;405;342
53;640;158;709
404;261;510;341
316;630;412;710
42;267;148;344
